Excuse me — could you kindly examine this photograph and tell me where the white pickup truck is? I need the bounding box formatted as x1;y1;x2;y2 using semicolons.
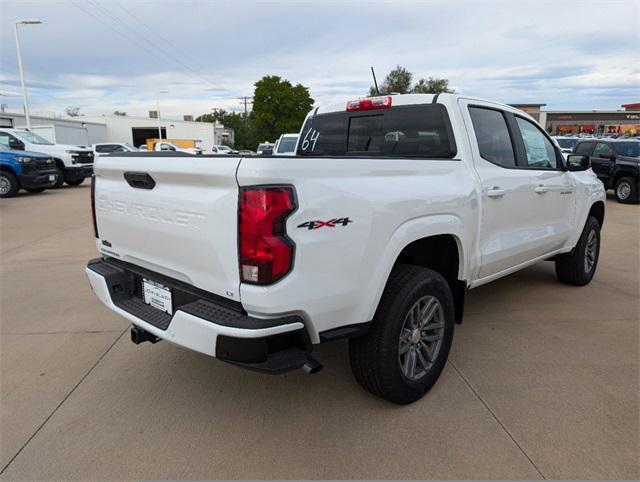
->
0;128;94;187
85;94;605;404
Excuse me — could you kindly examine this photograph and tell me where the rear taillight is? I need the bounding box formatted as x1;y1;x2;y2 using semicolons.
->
90;175;98;238
238;186;296;285
346;95;392;112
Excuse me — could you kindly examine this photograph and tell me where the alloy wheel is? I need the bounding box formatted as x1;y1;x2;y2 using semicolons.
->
0;175;11;196
398;295;445;381
584;229;598;273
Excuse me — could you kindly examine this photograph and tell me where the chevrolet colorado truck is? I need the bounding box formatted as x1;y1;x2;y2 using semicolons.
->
85;94;605;404
0;144;58;197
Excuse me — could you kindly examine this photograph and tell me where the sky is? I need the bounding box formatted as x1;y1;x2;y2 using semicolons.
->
0;0;638;120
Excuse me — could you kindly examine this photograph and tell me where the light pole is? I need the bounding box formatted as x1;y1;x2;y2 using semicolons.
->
14;19;42;130
211;108;217;146
156;91;168;139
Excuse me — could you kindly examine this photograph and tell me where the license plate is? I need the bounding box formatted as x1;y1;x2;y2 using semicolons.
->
142;279;173;315
49;175;56;181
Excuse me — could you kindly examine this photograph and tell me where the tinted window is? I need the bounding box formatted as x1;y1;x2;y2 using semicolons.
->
0;133;11;147
297;104;456;158
276;137;298;153
515;117;558;169
556;138;579;149
95;145;114;153
613;141;640;158
468;107;515;167
593;142;613;158
575;142;594;155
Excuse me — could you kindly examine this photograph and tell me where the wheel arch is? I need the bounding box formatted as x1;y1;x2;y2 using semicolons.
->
589;201;605;228
0;164;18;175
393;234;466;324
368;217;469;325
53;158;66;171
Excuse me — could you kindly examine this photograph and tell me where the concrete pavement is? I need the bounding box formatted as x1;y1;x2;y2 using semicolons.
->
1;185;638;479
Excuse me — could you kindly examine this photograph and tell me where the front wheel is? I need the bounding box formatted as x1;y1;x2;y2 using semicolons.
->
555;215;601;286
0;170;19;198
64;177;85;186
52;168;64;188
614;177;639;204
349;265;454;404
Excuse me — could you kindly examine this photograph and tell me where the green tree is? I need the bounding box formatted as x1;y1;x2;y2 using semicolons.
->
412;77;455;94
368;66;455;96
369;65;413;95
252;75;314;142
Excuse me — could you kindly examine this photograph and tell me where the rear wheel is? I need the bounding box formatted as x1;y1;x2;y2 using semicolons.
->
349;265;454;404
555;215;600;286
0;170;19;198
614;176;638;204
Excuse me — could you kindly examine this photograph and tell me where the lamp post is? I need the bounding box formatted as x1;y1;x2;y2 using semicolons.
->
14;19;42;130
211;108;217;147
156;91;168;139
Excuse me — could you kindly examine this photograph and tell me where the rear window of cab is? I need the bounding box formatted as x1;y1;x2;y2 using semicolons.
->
297;104;457;158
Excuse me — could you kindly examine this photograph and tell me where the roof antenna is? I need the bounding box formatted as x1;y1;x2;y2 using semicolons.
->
371;66;380;96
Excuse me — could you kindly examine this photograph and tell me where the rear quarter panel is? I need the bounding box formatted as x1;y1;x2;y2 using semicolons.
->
237;155;479;342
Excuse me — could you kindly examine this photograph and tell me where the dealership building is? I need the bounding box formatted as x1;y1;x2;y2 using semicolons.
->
511;103;640;136
0;110;233;149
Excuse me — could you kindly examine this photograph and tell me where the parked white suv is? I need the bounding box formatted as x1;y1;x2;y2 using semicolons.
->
0;128;94;187
86;94;605;404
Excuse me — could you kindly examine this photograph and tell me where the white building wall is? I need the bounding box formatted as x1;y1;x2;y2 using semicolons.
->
81;115;231;150
0;112;106;145
0;111;233;150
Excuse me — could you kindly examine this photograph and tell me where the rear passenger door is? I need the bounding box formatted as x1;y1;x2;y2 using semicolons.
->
591;142;615;187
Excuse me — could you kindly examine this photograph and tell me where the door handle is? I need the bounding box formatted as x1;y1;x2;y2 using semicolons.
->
487;187;505;198
534;184;548;194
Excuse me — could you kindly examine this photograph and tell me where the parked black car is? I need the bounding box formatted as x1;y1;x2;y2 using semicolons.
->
574;139;640;203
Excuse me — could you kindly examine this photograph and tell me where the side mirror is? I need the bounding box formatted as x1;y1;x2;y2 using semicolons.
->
8;138;24;150
566;154;591;171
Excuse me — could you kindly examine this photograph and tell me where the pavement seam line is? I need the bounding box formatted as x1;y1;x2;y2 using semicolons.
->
1;330;122;336
447;360;547;480
0;327;128;476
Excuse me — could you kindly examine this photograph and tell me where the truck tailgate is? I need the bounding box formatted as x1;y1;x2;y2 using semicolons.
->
94;155;241;300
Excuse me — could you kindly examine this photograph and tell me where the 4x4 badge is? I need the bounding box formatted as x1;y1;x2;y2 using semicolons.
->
297;217;353;230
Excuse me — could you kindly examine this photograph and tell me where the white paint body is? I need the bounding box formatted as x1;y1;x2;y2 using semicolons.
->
0;128;93;169
87;94;605;354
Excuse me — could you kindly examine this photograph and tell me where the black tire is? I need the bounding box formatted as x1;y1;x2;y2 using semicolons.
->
0;170;20;198
614;176;639;204
349;264;455;404
25;187;45;194
65;177;84;186
555;215;601;286
52;167;64;188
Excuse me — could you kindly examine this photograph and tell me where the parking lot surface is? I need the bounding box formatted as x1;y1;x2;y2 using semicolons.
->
0;186;638;480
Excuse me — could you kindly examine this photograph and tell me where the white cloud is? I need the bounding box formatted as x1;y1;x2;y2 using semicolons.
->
0;0;638;116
